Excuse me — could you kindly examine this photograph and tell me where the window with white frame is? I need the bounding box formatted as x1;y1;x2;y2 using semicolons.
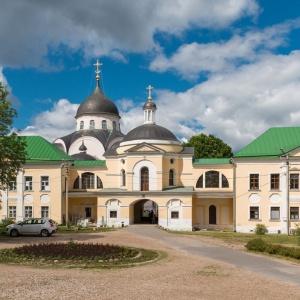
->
41;206;49;218
9;206;16;218
41;176;50;191
89;120;95;129
270;174;280;190
110;211;117;218
249;206;259;219
25;176;33;191
102;120;107;129
25;206;33;218
290;174;299;189
171;211;179;219
80;121;84;130
249;174;259;190
290;207;299;220
270;207;280;220
9;180;17;191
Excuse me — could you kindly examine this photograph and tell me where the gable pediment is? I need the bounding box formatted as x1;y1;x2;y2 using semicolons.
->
125;143;165;153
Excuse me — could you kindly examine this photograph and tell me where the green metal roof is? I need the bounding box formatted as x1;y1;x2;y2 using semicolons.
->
234;127;300;158
193;158;231;165
73;160;106;167
25;136;73;163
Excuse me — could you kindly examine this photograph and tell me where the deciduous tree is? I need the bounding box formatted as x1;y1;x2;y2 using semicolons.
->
182;133;233;159
0;82;27;190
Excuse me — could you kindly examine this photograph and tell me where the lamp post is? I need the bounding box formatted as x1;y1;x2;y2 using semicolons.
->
62;160;70;229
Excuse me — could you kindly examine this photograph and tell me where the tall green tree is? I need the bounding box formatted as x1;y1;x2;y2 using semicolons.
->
182;133;233;159
0;82;27;190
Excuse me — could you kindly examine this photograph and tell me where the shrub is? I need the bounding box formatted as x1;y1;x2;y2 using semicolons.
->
245;238;267;252
255;224;267;235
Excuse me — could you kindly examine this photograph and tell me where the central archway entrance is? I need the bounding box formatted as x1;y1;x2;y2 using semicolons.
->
133;199;158;224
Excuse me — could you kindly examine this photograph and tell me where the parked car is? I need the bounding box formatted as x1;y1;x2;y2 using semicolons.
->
6;218;57;237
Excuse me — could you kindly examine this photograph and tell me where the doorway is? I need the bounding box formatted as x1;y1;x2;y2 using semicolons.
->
133;200;158;224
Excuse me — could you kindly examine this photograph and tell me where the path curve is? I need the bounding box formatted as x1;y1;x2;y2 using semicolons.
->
125;225;300;286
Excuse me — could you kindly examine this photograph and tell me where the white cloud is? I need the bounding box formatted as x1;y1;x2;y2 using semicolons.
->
0;67;20;106
0;0;258;68
147;51;300;151
150;20;299;79
21;99;79;142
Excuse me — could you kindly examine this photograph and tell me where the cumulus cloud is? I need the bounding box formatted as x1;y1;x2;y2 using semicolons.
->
0;67;20;106
21;99;79;142
146;51;300;151
150;19;300;79
0;0;258;68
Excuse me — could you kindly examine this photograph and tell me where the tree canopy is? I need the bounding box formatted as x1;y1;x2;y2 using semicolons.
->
182;133;233;159
0;82;27;190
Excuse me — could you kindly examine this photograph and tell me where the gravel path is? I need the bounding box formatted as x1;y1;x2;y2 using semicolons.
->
0;228;300;300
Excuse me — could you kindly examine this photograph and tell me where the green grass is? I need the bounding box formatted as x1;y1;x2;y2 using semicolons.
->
56;225;116;233
168;230;300;246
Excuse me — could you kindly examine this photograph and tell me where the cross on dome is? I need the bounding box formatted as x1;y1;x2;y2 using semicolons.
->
146;85;153;101
94;59;102;81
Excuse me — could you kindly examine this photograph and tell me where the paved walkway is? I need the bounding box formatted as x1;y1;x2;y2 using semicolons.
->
125;225;300;286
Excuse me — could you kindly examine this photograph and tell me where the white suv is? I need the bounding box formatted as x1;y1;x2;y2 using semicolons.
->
6;218;57;237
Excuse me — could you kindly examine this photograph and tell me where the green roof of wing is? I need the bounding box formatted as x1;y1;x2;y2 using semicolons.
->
25;136;73;162
73;160;106;167
193;158;231;165
234;127;300;158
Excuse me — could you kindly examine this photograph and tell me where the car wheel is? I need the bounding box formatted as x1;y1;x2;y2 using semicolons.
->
10;229;19;237
41;229;49;237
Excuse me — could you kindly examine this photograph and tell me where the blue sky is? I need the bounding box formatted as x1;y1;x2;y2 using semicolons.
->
1;0;300;152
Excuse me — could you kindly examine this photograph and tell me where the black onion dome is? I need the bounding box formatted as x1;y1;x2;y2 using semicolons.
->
76;83;119;118
143;101;157;110
122;124;179;143
71;152;96;161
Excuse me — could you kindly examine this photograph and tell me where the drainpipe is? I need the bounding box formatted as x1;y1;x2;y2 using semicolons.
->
231;158;237;232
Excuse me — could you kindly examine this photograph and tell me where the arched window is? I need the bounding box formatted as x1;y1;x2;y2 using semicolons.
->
205;171;219;188
141;167;149;191
169;169;174;186
80;121;84;130
113;121;117;130
196;172;229;188
102;120;107;129
209;205;217;224
222;174;229;188
196;175;203;188
97;176;103;189
90;120;95;129
121;169;126;186
82;172;95;189
73;177;80;189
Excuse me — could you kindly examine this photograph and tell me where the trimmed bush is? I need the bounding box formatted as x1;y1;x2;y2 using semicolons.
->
245;238;267;252
255;224;267;235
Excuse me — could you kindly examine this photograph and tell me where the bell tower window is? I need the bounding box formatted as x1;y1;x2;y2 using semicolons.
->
90;120;95;129
102;120;107;129
80;121;84;130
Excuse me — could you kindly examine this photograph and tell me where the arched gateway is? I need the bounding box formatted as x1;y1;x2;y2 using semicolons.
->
132;200;158;224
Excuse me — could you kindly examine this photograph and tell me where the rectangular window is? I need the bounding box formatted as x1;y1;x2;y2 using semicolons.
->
250;206;259;219
270;174;280;190
270;207;280;220
171;211;179;219
290;207;299;220
41;176;50;191
9;180;17;191
249;174;259;190
110;211;117;218
25;176;33;191
290;174;299;189
25;206;33;218
9;206;16;218
41;206;49;218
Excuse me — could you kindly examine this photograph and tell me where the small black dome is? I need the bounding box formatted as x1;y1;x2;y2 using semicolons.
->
122;124;179;143
79;142;87;151
71;152;96;161
143;101;157;110
76;83;119;118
